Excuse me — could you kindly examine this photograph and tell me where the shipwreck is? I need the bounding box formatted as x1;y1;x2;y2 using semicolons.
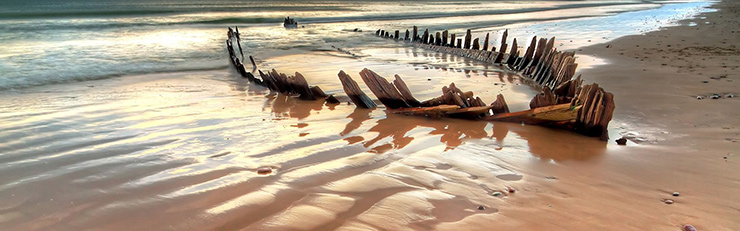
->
225;25;615;141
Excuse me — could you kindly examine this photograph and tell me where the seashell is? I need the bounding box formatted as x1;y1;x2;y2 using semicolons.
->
683;224;697;231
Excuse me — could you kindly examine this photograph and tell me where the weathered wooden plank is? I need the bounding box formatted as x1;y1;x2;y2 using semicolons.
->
393;74;421;107
485;103;578;124
390;105;460;117
338;70;377;109
293;72;316;100
359;68;410;109
483;33;490;51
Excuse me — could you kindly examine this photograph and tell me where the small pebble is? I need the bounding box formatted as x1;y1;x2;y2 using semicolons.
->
492;192;503;196
257;167;273;175
673;192;680;197
696;96;703;100
724;156;728;159
727;93;734;98
683;224;697;231
702;80;708;83
616;137;628;145
710;94;720;99
506;186;516;193
477;205;485;210
662;199;674;204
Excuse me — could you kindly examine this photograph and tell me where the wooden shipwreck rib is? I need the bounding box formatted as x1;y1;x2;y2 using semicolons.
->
373;26;615;140
226;28;338;103
225;26;615;140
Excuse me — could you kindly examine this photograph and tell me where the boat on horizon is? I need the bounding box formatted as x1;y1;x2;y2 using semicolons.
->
283;16;298;28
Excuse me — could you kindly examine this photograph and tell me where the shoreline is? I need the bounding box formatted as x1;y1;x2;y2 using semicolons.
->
571;0;740;229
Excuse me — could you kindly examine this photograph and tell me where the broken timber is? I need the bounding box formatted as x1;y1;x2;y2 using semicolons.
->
226;27;336;104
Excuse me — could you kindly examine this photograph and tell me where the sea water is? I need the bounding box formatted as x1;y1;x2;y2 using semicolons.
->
0;0;712;90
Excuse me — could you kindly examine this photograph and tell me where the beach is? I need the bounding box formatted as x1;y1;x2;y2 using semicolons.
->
0;0;738;230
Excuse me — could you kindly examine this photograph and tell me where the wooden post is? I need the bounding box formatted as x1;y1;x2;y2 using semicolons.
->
442;30;449;46
495;43;507;63
500;29;508;52
435;32;441;45
249;56;257;70
422;29;429;44
413;26;418;42
405;29;410;41
395;30;400;40
491;94;510;114
517;36;537;71
506;38;518;66
472;38;480;50
464;29;472;49
450;34;456;47
483;33;490;51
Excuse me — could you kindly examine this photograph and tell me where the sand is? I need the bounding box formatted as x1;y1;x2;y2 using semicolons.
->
1;1;738;231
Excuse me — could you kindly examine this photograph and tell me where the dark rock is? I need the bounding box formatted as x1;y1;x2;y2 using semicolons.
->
710;94;721;99
662;199;674;204
616;137;628;145
506;186;516;193
477;205;485;210
257;167;273;175
683;224;697;231
672;192;680;197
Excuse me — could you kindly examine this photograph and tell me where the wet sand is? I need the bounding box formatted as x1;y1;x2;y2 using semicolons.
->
1;1;739;231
